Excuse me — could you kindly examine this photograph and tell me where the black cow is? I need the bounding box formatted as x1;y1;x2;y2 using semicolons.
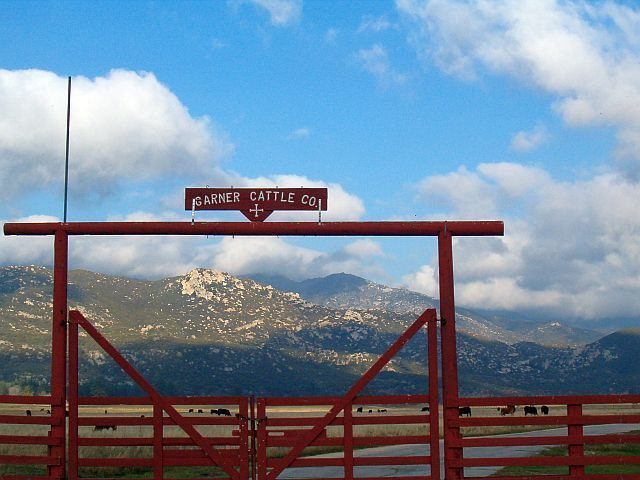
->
94;425;117;431
356;407;363;413
377;409;387;413
458;406;472;417
421;406;430;412
215;408;232;416
25;410;32;416
368;409;373;413
541;405;549;415
197;409;204;414
188;408;194;413
524;405;538;416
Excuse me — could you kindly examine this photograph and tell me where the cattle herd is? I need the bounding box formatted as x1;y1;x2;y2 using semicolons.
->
458;404;551;417
352;404;551;417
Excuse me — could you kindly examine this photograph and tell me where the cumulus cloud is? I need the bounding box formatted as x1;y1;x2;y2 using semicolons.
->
69;235;383;282
403;264;438;297
0;215;59;266
0;69;230;201
2;197;373;281
397;0;640;178
356;44;409;86
209;237;384;281
237;0;302;26
511;124;548;152
407;163;640;320
214;172;366;221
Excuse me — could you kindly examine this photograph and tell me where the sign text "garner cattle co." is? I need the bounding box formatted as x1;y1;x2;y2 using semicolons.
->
185;187;328;222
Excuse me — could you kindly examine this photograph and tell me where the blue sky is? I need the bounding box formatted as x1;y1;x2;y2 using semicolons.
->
2;0;640;324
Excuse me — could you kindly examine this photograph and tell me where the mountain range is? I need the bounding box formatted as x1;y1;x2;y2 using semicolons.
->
0;265;638;398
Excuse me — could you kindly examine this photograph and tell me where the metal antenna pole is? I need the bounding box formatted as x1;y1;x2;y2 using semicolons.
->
63;76;71;223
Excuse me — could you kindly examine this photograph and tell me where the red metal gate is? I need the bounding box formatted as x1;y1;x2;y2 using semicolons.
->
256;309;440;480
67;310;250;480
64;308;439;480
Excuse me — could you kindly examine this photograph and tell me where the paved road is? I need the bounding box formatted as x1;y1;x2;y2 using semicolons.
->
278;424;640;479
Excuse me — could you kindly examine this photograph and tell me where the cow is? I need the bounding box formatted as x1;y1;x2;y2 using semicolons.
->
524;405;538;416
377;409;387;413
356;407;363;413
421;406;430;412
215;408;232;416
368;409;373;413
94;425;117;431
498;405;516;415
188;408;194;413
541;405;549;415
458;406;472;417
197;409;204;414
25;410;32;416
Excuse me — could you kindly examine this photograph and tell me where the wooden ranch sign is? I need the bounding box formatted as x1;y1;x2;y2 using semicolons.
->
185;187;328;222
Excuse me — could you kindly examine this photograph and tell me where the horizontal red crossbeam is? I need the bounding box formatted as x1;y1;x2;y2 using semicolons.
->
4;220;503;237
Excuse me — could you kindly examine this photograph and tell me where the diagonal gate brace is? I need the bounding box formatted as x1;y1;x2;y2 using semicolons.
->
266;308;438;480
68;310;240;480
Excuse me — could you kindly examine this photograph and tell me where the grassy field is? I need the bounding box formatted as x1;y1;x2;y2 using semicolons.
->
2;402;640;478
494;435;640;476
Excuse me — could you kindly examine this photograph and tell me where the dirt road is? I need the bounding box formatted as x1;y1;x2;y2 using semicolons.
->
279;423;640;478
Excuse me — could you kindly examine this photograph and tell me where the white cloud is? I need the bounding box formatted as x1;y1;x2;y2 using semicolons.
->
398;0;640;178
287;127;311;139
218;172;366;221
238;0;302;26
0;69;231;201
209;237;384;280
0;215;59;266
407;163;640;320
358;15;397;33
403;264;438;297
510;124;548;152
416;165;499;218
356;44;409;86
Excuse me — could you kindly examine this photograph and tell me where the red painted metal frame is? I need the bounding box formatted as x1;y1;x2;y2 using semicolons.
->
256;309;440;480
0;394;60;479
449;394;640;479
68;310;247;480
2;219;503;479
3;220;503;237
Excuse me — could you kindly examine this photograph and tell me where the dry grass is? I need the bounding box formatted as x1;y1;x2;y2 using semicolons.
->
2;402;640;477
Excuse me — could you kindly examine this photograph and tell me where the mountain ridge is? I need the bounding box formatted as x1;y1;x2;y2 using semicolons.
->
0;265;636;397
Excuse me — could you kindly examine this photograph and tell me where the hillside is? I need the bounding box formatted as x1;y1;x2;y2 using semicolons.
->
0;265;636;397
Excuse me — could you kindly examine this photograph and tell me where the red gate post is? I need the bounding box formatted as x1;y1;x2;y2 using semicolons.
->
153;403;164;479
250;395;257;480
427;315;441;480
568;403;584;477
238;396;250;480
343;401;354;480
256;398;267;480
68;311;79;480
50;229;68;479
438;227;463;480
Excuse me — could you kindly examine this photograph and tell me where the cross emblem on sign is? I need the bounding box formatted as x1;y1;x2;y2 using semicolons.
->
249;204;264;218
